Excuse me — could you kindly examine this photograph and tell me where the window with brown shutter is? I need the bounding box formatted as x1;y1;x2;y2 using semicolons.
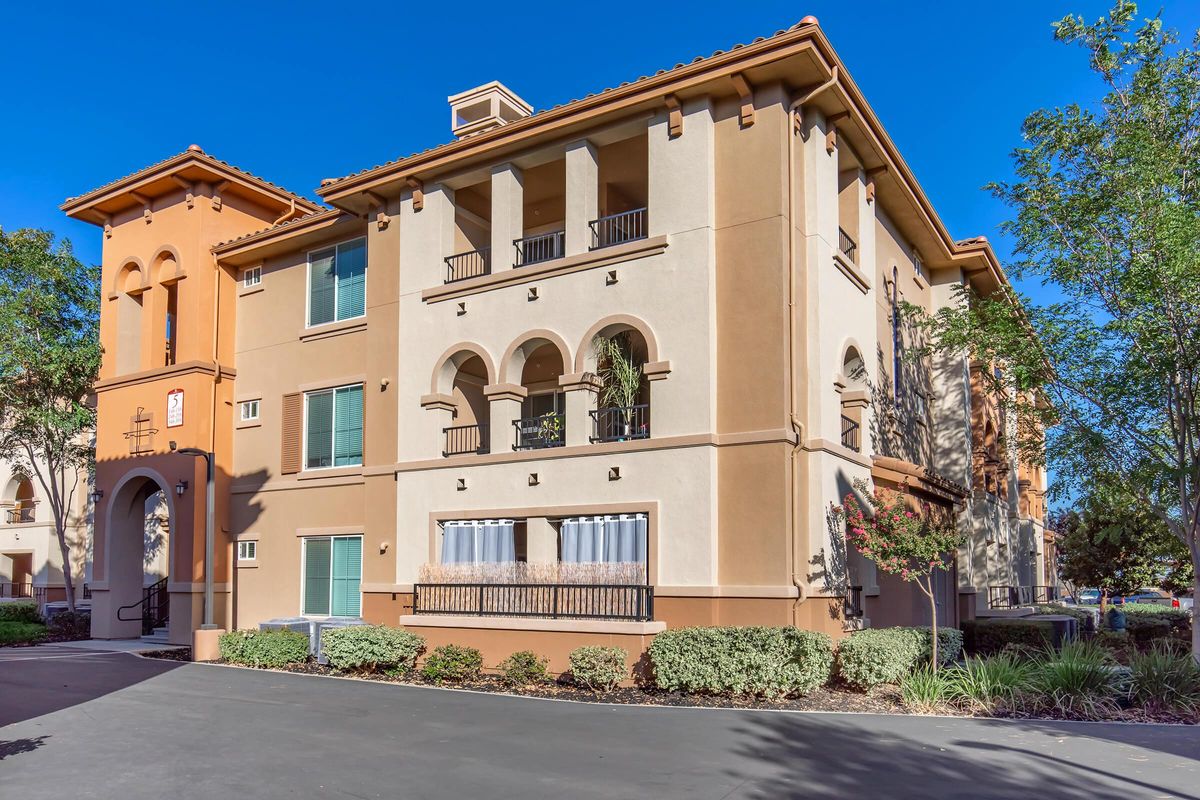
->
280;392;303;474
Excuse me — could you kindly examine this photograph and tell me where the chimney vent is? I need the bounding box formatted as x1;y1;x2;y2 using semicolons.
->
449;81;532;139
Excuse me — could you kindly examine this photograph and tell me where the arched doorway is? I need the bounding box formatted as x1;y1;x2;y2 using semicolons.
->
104;472;175;639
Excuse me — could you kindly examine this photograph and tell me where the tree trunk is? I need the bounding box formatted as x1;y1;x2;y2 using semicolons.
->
56;519;76;615
925;578;939;671
1192;572;1199;667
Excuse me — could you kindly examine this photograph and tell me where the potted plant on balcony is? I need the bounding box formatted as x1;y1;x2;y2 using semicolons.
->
592;333;643;441
537;411;564;446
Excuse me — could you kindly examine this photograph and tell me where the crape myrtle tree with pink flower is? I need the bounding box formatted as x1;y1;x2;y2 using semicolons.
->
839;478;965;669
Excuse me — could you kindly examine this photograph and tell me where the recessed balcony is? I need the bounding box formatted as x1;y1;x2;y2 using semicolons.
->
514;230;565;267
590;404;650;443
513;413;566;450
444;247;491;284
590;207;647;250
838;227;858;263
443;423;490;457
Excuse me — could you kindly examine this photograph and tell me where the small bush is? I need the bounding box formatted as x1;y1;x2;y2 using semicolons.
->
900;666;951;712
498;650;549;687
1030;640;1120;718
1126;616;1175;646
219;629;310;668
837;629;924;689
944;653;1035;713
649;626;833;697
569;646;628;692
1128;643;1200;713
421;644;483;683
46;611;91;640
321;625;424;672
0;621;47;645
962;618;1053;655
1035;603;1094;631
0;601;42;624
1093;630;1137;664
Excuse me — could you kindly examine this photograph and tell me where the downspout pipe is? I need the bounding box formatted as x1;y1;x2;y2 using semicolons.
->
786;66;839;621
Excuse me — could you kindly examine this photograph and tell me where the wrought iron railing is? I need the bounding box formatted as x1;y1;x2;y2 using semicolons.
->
413;582;654;622
513;414;566;450
590;405;650;443
845;585;864;619
5;507;34;524
838;227;858;263
117;576;169;636
590;208;647;249
840;415;861;452
443;423;489;457
0;581;32;599
514;230;565;267
444;246;491;283
987;584;1060;609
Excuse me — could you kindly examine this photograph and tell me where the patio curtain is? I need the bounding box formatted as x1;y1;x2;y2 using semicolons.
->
440;520;516;564
560;514;647;563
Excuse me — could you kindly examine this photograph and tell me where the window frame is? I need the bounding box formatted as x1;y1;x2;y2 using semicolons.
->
243;265;262;288
239;399;261;422
305;236;367;328
300;534;363;618
237;540;257;562
302;383;364;471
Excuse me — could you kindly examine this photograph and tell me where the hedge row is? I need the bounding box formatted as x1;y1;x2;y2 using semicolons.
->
835;627;963;689
0;601;42;624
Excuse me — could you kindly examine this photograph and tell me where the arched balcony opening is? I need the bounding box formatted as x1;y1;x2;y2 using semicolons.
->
513;342;567;450
839;346;868;452
3;476;36;524
114;261;146;375
443;354;491;456
588;328;650;443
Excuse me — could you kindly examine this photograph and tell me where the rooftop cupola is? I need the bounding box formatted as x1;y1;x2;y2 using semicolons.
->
449;81;532;139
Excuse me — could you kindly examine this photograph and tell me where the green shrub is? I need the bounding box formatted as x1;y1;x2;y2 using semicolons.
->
420;644;483;683
944;653;1035;713
46;611;90;640
498;650;549;687
0;621;47;645
648;626;833;697
1035;603;1093;630
1094;630;1137;664
569;646;628;692
1126;615;1173;646
900;666;951;712
1128;643;1200;713
837;628;923;689
219;629;310;668
962;618;1053;655
321;625;424;672
1030;640;1121;718
0;601;42;624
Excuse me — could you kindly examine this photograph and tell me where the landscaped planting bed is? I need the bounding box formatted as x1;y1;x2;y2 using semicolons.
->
162;619;1199;724
0;603;91;647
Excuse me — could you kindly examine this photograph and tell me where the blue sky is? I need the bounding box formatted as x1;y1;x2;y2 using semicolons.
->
2;1;1197;280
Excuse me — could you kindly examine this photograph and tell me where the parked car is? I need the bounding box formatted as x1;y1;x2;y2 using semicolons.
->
1071;588;1100;605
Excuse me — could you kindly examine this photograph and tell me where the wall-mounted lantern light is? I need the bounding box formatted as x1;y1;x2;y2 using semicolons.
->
175;479;188;497
90;488;104;504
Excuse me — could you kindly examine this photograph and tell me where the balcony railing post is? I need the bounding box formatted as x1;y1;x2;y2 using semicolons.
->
589;208;648;250
444;246;491;284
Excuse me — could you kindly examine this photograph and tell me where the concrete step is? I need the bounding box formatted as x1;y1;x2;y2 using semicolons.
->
140;629;170;644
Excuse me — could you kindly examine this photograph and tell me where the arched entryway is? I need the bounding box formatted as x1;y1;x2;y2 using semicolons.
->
103;471;176;640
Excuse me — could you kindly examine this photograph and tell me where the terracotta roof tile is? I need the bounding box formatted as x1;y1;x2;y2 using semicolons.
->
211;208;343;250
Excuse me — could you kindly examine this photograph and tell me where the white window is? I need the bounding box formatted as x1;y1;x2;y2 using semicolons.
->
244;266;262;287
239;399;260;422
237;540;257;561
913;250;925;282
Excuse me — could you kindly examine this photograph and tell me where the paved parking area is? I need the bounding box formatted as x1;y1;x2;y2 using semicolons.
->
1;647;1197;799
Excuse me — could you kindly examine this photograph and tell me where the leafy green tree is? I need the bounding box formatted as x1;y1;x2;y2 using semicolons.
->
0;228;100;613
911;3;1200;659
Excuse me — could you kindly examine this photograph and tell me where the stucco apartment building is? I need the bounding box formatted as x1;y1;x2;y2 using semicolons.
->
63;18;1048;663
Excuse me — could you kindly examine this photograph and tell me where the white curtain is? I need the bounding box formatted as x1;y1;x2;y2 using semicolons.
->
440;520;515;563
560;514;647;563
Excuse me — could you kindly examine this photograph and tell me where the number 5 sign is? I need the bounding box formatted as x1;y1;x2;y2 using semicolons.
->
166;388;184;428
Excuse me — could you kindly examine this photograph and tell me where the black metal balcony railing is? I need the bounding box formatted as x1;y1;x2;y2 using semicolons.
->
513;414;566;450
413;582;654;622
845;585;864;619
445;246;491;284
590;405;650;443
590;208;647;250
840;415;861;452
5;507;34;524
987;584;1060;609
838;227;858;263
443;423;490;457
514;230;565;267
0;581;33;599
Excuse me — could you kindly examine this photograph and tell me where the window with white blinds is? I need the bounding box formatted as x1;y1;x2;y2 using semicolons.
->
308;237;366;326
302;535;362;617
304;384;363;469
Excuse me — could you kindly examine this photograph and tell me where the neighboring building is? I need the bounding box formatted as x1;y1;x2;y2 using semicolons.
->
0;457;91;607
63;18;1045;662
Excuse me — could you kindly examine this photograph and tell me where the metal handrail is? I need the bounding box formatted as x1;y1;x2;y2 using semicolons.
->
0;581;33;599
5;507;34;524
987;584;1060;609
117;577;169;635
838;227;857;263
840;415;861;452
443;423;490;457
590;405;650;443
512;414;566;450
589;208;647;249
514;230;565;267
444;246;491;283
413;582;654;622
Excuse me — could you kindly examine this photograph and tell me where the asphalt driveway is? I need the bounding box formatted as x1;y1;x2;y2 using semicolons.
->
1;646;1197;799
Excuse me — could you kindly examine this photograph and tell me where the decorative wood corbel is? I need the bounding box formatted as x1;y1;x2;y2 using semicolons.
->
170;176;196;209
130;191;153;223
865;166;888;204
405;177;424;212
825;112;850;155
101;214;113;240
212;180;229;210
664;95;683;138
730;73;755;127
364;191;390;230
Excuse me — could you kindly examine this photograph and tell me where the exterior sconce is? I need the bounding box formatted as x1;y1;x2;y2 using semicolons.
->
175;479;189;496
90;489;104;504
379;542;390;554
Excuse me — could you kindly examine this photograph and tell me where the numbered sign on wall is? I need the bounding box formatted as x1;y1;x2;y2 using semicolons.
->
166;388;184;428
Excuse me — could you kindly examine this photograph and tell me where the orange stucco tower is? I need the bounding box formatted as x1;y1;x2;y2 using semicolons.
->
62;147;319;645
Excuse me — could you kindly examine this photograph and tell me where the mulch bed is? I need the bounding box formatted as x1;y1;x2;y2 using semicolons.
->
140;648;192;662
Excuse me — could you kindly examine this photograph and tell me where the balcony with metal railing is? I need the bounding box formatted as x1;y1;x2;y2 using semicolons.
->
590;208;647;250
444;247;491;284
5;506;34;524
590;405;650;443
514;230;565;267
513;414;566;450
840;415;861;452
443;423;490;457
838;227;858;263
413;582;654;622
